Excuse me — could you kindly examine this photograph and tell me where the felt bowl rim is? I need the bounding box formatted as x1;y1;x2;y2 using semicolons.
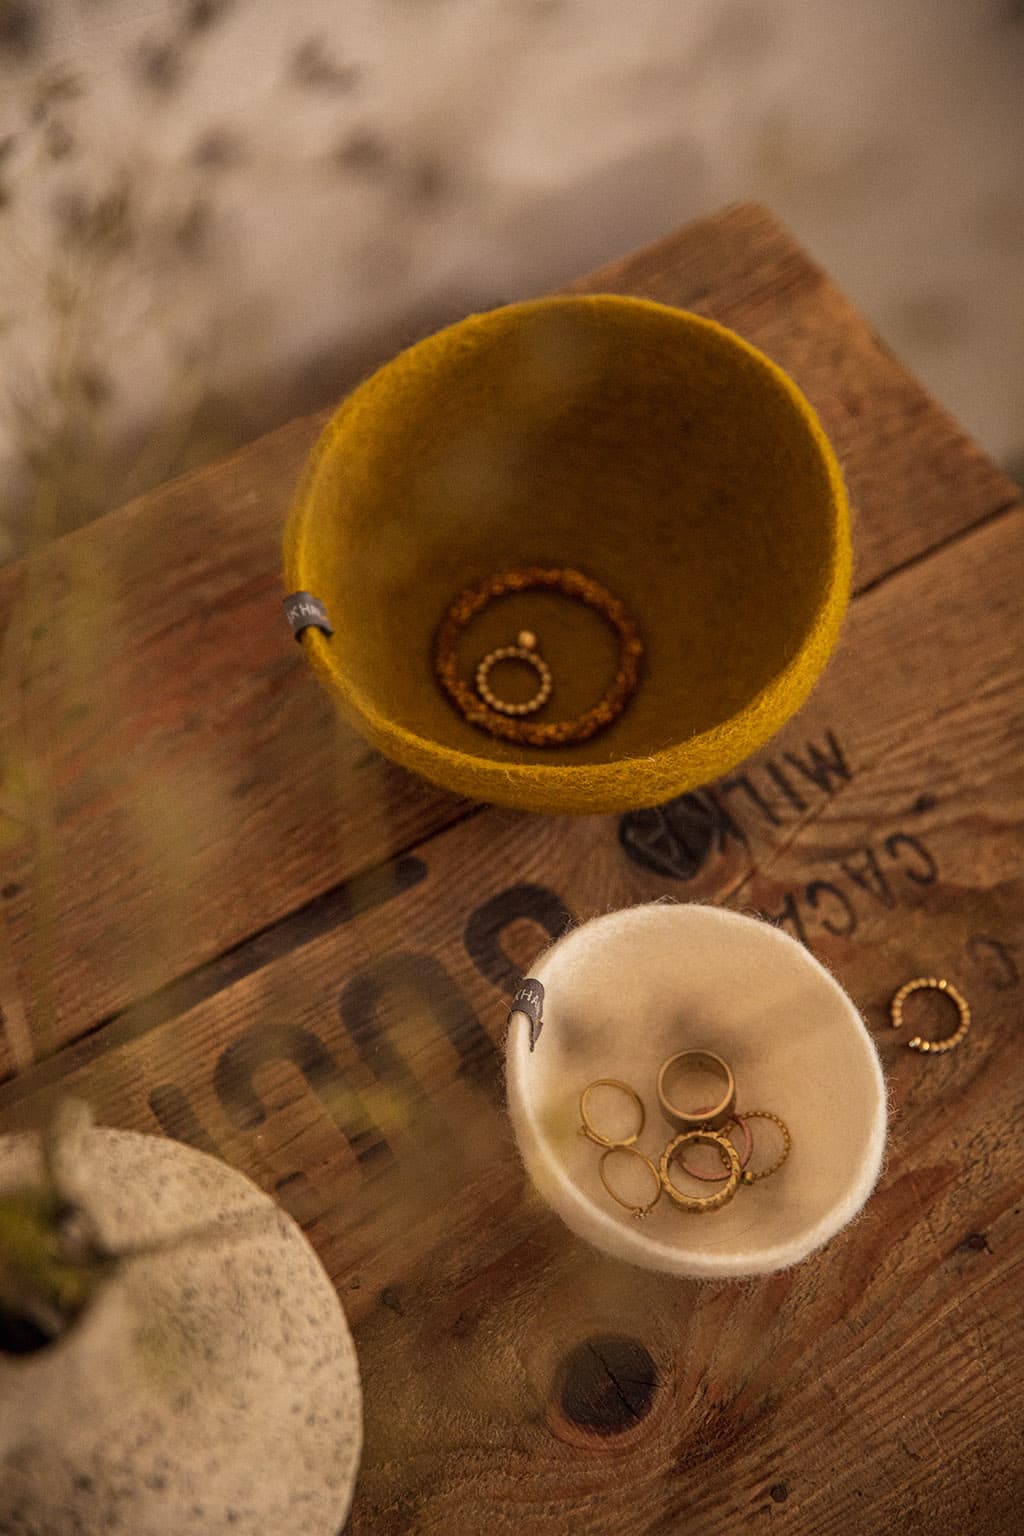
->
505;903;888;1277
283;294;851;814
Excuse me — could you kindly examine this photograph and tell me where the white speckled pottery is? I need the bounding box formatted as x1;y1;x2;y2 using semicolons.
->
0;1127;362;1536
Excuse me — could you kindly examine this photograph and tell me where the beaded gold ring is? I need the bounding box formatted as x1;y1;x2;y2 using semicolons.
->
433;566;643;746
599;1145;663;1220
890;976;970;1053
475;630;553;717
737;1110;792;1184
659;1129;742;1214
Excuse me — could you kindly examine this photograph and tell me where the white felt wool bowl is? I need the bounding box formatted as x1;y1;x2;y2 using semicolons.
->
506;903;886;1278
0;1124;361;1536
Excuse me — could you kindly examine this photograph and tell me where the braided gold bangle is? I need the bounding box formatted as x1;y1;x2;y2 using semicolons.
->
433;566;643;746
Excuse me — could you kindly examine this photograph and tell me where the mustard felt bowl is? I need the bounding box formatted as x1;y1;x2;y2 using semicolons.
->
283;295;850;814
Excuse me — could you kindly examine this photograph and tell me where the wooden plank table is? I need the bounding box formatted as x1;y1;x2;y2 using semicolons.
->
1;204;1022;1534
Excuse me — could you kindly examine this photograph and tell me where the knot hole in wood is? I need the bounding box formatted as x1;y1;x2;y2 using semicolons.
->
550;1334;659;1441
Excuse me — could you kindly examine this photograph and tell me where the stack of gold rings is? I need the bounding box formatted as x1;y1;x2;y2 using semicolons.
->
578;1049;791;1220
433;566;643;746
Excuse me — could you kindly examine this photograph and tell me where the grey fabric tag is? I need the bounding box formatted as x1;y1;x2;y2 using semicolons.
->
284;591;334;640
509;978;545;1052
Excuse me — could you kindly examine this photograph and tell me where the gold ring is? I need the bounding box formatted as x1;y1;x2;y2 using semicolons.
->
890;977;970;1054
676;1111;753;1182
578;1079;645;1149
599;1145;662;1219
737;1110;792;1183
660;1130;741;1214
475;631;553;716
657;1049;736;1131
434;565;643;746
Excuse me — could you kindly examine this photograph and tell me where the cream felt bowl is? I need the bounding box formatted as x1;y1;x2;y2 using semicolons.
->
506;903;886;1277
283;295;850;814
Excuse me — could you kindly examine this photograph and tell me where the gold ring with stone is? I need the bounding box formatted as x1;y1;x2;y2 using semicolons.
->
599;1145;663;1220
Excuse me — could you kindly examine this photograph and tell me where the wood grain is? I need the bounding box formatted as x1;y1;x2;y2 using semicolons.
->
0;204;1018;1074
2;504;1020;1534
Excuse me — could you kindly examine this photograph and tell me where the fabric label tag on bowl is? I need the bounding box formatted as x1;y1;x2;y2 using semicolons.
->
508;978;545;1052
284;591;334;640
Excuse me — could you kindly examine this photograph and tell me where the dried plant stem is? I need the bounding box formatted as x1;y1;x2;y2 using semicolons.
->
1;288;89;1063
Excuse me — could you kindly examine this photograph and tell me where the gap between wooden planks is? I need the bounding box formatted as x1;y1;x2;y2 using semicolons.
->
0;503;1020;1534
0;203;1019;1077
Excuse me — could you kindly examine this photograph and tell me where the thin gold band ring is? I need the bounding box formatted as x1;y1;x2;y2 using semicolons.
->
579;1079;645;1149
599;1145;662;1220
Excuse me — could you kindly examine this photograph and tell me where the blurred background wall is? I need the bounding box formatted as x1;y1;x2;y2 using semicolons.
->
0;0;1021;561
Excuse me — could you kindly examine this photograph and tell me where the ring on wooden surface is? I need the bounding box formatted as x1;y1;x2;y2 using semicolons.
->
657;1049;736;1131
660;1129;741;1213
599;1145;663;1219
474;631;553;717
890;977;970;1054
737;1110;792;1183
579;1079;645;1149
433;565;643;746
676;1111;753;1181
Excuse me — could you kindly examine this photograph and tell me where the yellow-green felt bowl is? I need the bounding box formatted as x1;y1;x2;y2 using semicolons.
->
283;295;850;814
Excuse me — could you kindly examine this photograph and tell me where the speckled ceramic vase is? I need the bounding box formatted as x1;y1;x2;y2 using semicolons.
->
0;1125;362;1536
